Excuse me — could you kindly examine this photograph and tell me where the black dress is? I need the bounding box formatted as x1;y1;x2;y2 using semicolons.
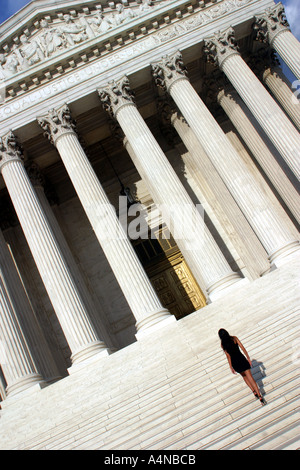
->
226;340;251;374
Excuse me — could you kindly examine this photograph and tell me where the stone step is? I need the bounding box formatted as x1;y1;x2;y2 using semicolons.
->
163;393;299;450
0;260;299;450
4;332;296;450
3;305;296;433
115;370;299;451
18;318;298;438
249;422;300;450
30;327;299;450
1;306;298;428
218;398;300;450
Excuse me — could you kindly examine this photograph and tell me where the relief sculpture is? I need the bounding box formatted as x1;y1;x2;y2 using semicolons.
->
39;18;66;56
15;35;46;70
60;14;89;46
0;1;156;79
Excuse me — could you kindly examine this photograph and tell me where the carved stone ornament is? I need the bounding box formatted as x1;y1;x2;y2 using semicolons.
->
0;0;255;105
98;75;135;118
202;69;229;103
37;104;77;146
0;130;24;170
0;1;156;80
253;3;290;46
0;196;19;230
155;97;181;146
246;48;281;78
25;161;46;188
204;27;240;68
152;51;188;92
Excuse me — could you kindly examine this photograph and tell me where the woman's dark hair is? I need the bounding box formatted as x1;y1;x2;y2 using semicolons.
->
218;328;234;352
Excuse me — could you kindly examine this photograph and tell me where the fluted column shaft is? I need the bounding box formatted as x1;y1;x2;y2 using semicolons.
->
254;3;300;79
0;227;61;385
217;88;300;223
152;52;299;266
0;132;108;366
168;110;270;279
99;77;242;299
27;162;115;350
0;230;45;397
204;28;300;180
37;106;173;336
272;31;300;80
262;66;300;131
222;54;300;178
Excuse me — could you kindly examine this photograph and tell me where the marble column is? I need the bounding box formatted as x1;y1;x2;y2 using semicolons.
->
254;3;300;80
204;27;300;181
263;66;300;131
247;49;300;132
211;81;300;224
158;100;270;280
37;105;173;338
98;76;243;300
0;229;45;397
0;226;61;385
0;131;108;367
152;51;300;267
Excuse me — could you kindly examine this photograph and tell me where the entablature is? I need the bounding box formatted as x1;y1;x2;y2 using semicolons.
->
0;0;275;139
0;0;207;91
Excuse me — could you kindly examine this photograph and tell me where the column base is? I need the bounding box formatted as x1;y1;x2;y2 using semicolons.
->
135;309;176;340
5;373;46;399
70;340;110;365
68;344;110;375
207;272;245;302
1;381;47;411
269;240;300;268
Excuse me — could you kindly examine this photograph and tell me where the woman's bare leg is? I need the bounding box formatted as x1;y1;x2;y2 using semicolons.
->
244;369;261;397
241;371;255;393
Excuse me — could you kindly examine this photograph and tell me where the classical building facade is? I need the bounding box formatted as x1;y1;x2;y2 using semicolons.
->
0;0;299;442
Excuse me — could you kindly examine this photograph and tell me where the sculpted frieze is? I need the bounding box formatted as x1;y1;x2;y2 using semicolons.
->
0;0;256;117
253;2;290;45
0;131;24;168
0;0;254;86
0;1;157;78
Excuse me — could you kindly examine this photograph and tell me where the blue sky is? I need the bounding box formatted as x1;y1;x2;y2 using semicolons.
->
0;0;299;80
0;0;299;38
1;0;299;31
0;0;299;30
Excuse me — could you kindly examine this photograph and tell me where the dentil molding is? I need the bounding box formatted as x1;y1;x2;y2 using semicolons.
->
0;0;254;100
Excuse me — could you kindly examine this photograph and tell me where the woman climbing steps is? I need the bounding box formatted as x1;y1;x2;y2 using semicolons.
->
218;329;267;406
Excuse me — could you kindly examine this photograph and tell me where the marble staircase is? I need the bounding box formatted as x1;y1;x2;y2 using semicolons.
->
0;256;299;450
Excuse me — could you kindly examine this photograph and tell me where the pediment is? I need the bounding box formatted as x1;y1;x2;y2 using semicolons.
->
0;0;257;115
0;1;170;81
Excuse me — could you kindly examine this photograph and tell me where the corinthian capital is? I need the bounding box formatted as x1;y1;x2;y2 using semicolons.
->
25;161;46;188
246;48;280;78
98;76;135;118
204;27;240;69
37;104;77;146
0;131;24;171
253;3;290;46
151;51;188;92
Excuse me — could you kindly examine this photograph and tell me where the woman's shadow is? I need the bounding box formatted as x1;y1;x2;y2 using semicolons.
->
251;359;266;396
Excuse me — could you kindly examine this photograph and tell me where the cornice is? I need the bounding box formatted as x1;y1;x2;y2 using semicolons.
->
0;0;276;135
0;0;255;101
